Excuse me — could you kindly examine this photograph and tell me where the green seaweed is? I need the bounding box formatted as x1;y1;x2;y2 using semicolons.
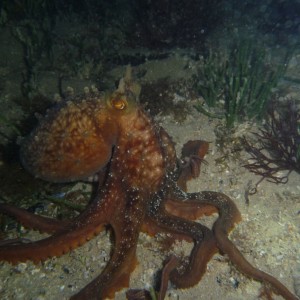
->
194;38;291;128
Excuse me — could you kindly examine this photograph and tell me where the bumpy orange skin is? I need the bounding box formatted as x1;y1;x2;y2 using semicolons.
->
20;96;118;182
0;69;298;300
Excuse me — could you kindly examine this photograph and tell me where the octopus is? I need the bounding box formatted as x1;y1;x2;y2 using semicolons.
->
0;67;298;300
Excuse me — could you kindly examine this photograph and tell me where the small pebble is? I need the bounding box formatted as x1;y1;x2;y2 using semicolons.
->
14;263;27;273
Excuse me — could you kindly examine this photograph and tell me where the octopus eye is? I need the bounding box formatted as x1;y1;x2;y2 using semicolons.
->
111;97;127;110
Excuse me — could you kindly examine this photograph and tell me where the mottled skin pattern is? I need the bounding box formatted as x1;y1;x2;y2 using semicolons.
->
0;68;298;300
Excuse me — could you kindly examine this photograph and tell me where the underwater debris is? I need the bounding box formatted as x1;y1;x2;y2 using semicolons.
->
243;100;300;193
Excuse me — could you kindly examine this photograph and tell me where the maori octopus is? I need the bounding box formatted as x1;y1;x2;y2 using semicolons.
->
0;67;298;300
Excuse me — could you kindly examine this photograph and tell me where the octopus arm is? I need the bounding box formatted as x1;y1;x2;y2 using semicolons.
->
71;190;145;300
176;140;209;191
145;206;218;288
0;203;69;234
165;197;218;220
0;199;107;264
182;191;298;300
70;221;139;300
214;223;298;300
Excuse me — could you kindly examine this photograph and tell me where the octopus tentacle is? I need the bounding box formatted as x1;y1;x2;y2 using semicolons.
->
165;197;218;220
157;255;180;300
0;198;107;264
214;220;298;300
70;223;140;300
71;191;145;300
145;206;218;288
144;190;236;288
177;140;209;191
0;223;104;264
0;203;69;234
183;191;298;300
170;230;217;288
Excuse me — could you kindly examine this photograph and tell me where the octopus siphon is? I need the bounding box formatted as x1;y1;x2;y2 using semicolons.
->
0;67;298;300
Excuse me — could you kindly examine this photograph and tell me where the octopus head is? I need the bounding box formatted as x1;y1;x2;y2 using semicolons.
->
20;67;141;183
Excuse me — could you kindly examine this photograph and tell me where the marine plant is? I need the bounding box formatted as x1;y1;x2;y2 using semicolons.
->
194;38;290;128
243;100;300;193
